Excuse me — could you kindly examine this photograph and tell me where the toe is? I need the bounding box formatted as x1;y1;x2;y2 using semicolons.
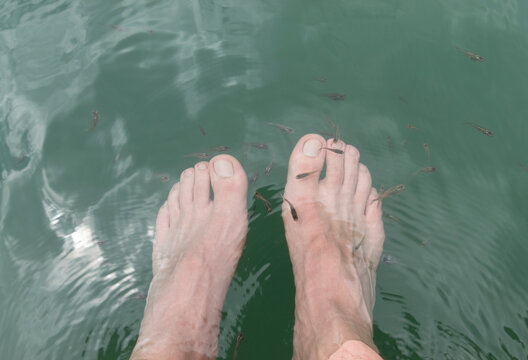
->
342;145;361;197
364;188;385;268
210;155;248;212
365;188;382;220
179;167;195;210
153;202;170;267
284;134;326;200
167;182;180;220
155;201;170;235
321;138;346;187
193;162;211;206
352;164;372;216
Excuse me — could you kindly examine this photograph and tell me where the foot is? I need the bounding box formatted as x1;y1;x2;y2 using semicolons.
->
282;134;385;360
130;155;248;360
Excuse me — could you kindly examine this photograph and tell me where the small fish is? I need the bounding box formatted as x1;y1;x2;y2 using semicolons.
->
313;77;328;83
421;240;427;247
14;153;27;167
386;136;393;151
296;170;318;179
455;46;484;62
383;212;401;223
245;142;269;150
353;236;366;253
210;145;230;152
266;122;294;133
382;253;399;264
255;191;272;214
234;332;244;360
184;152;210;159
326;117;340;143
282;195;298;221
249;171;259;184
130;292;147;301
402;138;408;147
88;110;99;131
264;161;273;175
198;125;206;136
321;147;344;154
407;124;417;130
423;143;430;160
373;184;406;203
520;164;528;171
155;173;170;182
98;22;128;32
113;149;128;162
111;24;129;32
412;167;436;176
467;122;493;136
398;95;408;103
247;209;256;220
322;93;346;101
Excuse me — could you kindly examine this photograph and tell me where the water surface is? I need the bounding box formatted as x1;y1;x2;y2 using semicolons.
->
1;0;528;359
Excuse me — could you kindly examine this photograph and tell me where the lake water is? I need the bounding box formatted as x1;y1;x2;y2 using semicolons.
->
1;0;528;359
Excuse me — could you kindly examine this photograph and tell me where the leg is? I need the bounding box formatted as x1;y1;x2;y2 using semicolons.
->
282;135;385;360
130;155;248;360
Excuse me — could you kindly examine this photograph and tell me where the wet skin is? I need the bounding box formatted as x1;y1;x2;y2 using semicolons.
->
282;135;384;359
130;134;385;360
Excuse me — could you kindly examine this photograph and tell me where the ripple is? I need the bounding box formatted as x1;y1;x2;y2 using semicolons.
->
219;263;270;357
2;0;528;358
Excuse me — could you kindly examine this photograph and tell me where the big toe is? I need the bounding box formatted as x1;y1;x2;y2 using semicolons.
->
284;134;326;201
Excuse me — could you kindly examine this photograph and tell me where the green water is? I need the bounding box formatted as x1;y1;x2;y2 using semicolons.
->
1;0;528;359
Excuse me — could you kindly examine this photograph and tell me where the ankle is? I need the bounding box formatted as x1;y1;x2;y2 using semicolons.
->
130;341;217;360
134;256;227;360
132;310;221;360
293;312;375;359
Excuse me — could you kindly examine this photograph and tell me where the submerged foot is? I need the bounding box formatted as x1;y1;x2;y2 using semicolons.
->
283;134;385;360
131;155;248;360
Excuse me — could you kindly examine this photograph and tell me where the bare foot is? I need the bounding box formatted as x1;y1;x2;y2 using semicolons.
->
282;134;385;360
130;155;248;360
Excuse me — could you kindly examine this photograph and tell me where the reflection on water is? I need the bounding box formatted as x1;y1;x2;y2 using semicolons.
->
1;0;528;359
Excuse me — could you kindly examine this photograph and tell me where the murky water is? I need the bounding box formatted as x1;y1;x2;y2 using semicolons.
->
1;0;528;359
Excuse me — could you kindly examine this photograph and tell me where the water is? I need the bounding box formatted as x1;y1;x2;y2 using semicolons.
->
1;0;528;359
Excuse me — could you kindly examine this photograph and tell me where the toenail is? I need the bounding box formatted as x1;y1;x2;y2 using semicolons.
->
303;139;322;157
214;159;234;177
348;146;359;157
329;140;343;148
196;162;207;170
184;168;194;177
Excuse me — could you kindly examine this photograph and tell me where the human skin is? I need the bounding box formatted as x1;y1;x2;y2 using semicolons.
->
129;134;384;360
282;134;384;360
